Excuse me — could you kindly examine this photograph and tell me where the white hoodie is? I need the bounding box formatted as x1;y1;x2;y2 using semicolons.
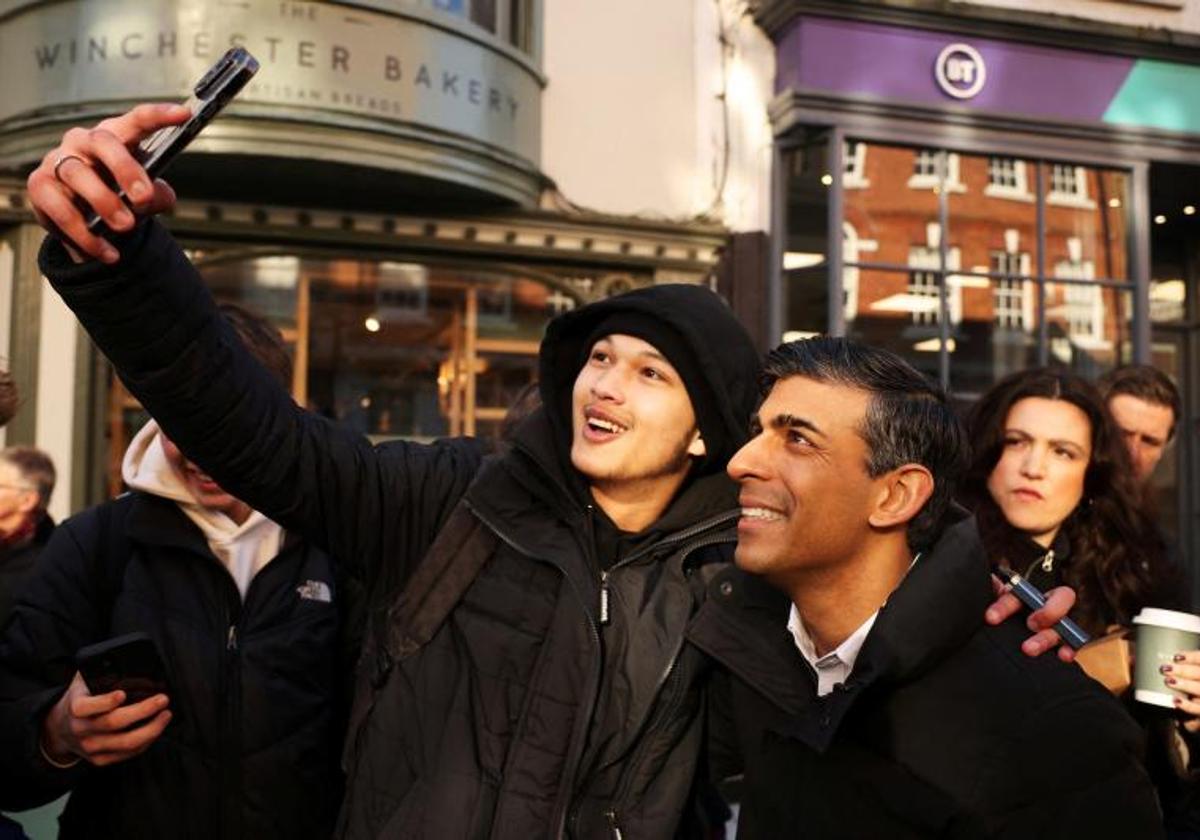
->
122;420;282;599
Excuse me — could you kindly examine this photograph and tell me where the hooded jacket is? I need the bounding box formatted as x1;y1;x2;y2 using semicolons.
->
38;220;762;839
0;422;350;839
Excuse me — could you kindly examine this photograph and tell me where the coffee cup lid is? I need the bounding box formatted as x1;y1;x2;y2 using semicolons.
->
1133;607;1200;634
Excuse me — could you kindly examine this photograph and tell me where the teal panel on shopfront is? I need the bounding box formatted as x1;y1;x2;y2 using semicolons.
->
1104;60;1200;133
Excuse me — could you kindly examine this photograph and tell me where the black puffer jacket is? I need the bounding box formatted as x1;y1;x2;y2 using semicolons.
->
0;493;349;839
690;516;1163;839
39;220;762;839
0;514;53;629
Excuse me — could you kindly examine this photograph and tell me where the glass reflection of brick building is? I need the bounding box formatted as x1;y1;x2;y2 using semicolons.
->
839;143;1131;397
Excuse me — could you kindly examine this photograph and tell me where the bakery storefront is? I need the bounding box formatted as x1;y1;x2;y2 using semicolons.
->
757;7;1200;583
0;0;728;508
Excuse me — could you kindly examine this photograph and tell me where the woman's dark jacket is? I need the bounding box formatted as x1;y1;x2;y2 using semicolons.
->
0;492;349;839
979;510;1200;834
36;220;762;839
690;516;1163;839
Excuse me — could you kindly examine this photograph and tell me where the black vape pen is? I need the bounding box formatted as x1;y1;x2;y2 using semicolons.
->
994;566;1091;650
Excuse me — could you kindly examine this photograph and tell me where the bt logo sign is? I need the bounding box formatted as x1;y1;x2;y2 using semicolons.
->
935;43;986;100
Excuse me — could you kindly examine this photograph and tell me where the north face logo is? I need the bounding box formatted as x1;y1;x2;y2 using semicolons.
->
296;580;333;603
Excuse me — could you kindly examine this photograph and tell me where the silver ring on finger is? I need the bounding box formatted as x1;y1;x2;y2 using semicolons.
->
52;153;86;182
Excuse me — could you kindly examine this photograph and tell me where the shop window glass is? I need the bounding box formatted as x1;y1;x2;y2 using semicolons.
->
842;222;862;321
783;132;1135;394
845;145;940;270
947;274;1041;397
138;254;560;445
1044;281;1131;377
843;141;868;189
781;132;832;341
429;0;532;50
990;251;1033;331
907;266;940;326
1151;279;1186;323
471;0;497;32
906;241;962;325
844;268;943;385
508;0;532;50
1050;167;1129;280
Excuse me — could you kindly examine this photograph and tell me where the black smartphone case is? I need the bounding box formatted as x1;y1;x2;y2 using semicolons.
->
76;631;168;704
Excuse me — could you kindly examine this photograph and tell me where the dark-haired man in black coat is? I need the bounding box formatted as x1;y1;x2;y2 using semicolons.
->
692;338;1162;838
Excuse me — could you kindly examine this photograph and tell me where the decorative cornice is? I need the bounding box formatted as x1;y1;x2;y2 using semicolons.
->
0;178;729;298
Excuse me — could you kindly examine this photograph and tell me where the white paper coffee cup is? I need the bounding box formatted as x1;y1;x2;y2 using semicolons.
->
1133;608;1200;708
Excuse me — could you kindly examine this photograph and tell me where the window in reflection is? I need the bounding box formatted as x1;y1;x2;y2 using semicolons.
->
985;157;1032;200
991;250;1033;332
426;0;534;52
844;141;869;188
1045;282;1131;377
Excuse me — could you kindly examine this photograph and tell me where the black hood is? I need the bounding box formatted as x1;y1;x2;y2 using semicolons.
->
537;283;761;477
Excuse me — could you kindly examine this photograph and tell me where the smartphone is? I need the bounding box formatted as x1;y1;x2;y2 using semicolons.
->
82;46;260;232
76;631;169;704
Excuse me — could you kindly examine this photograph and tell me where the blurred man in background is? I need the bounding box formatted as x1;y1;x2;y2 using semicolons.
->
1100;365;1182;488
0;446;56;628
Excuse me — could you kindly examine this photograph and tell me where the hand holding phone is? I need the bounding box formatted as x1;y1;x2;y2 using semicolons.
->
26;47;259;263
76;631;169;703
81;47;260;235
41;670;172;768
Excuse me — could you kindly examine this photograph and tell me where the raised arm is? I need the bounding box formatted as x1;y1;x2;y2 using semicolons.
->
27;105;483;586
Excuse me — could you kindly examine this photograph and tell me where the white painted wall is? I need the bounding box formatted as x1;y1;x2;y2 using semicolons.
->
541;1;774;232
34;284;76;524
953;0;1200;34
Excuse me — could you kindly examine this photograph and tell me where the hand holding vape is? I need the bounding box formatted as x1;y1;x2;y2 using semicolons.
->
994;566;1091;650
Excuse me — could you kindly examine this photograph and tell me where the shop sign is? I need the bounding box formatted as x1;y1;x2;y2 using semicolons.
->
934;43;986;100
0;0;542;164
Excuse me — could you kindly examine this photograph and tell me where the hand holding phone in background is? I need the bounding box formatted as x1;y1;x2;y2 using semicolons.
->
40;671;171;768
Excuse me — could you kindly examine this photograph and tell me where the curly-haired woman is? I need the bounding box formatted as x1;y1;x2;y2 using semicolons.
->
962;368;1197;835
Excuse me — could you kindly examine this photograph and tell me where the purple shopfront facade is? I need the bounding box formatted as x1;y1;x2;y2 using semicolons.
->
761;9;1200;600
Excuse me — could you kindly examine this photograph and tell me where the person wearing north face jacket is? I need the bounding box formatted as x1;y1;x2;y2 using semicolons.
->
0;305;356;839
23;104;1078;839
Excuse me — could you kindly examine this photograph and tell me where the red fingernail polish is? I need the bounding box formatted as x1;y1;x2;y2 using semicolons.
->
1167;677;1178;686
1175;654;1186;662
1162;665;1173;674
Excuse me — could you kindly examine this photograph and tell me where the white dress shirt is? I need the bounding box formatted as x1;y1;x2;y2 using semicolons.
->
787;606;878;697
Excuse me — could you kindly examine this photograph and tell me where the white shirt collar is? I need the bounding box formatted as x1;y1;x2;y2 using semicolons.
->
785;552;923;697
787;606;877;697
